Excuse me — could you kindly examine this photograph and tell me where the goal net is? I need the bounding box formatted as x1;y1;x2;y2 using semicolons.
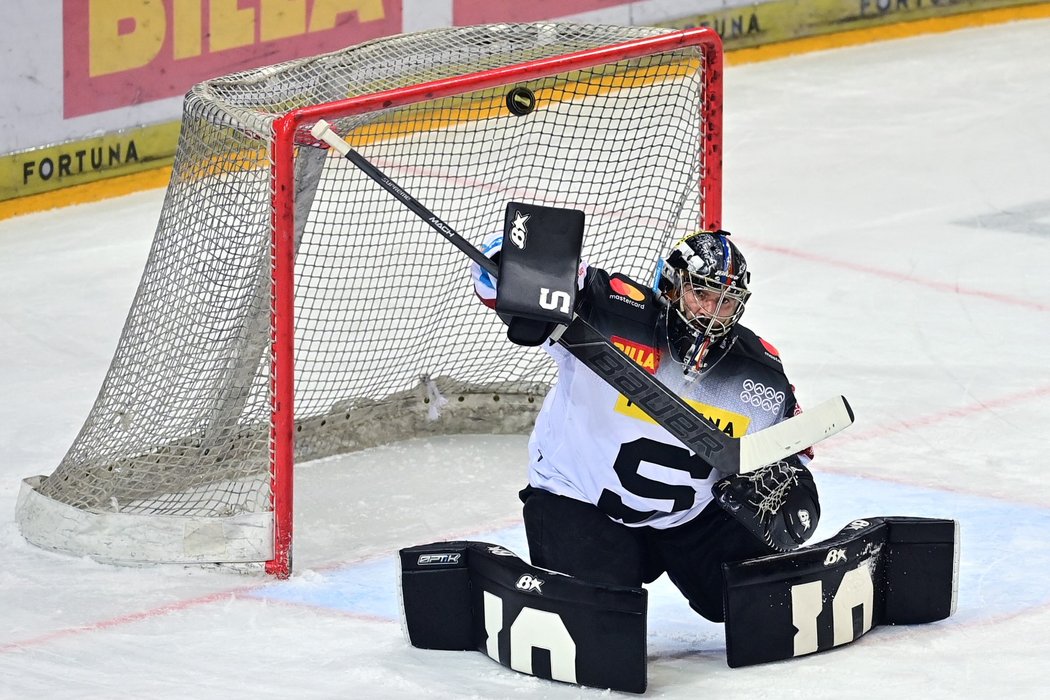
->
16;22;723;577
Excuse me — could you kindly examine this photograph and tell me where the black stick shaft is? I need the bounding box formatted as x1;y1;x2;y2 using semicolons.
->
345;150;499;279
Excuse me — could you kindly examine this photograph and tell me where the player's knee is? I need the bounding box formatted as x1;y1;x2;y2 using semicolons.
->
668;568;727;622
688;594;726;623
521;487;648;587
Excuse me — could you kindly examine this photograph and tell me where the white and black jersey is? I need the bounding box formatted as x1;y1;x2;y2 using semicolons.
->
474;256;804;530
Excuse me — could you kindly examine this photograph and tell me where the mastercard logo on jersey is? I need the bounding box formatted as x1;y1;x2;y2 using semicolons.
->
759;336;783;364
609;277;646;307
611;336;660;374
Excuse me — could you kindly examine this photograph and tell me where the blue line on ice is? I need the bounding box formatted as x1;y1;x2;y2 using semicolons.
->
249;473;1050;632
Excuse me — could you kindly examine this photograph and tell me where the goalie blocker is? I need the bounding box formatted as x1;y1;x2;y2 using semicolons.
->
399;517;957;693
493;201;585;346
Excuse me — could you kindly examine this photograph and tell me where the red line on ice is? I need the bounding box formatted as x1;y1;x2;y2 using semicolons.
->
749;241;1050;312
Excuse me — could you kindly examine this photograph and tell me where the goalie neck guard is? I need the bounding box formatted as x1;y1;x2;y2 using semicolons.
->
655;230;751;372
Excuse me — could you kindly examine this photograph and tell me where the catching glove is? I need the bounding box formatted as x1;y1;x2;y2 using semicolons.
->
712;459;820;552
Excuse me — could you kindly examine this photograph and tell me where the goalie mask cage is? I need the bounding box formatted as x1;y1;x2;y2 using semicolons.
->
16;23;723;578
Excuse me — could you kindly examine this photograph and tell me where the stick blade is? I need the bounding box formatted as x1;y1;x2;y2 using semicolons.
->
738;396;854;473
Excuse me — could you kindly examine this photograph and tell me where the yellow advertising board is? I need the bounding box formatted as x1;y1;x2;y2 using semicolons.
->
662;0;1050;50
0;122;181;202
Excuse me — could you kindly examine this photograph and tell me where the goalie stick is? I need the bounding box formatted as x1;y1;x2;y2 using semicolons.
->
310;120;853;473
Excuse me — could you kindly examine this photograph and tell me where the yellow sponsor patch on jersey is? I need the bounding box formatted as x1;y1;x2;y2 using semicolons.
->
614;395;750;438
611;336;660;375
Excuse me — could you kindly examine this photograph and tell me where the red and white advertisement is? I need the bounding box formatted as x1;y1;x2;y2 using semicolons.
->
453;0;632;25
62;0;402;118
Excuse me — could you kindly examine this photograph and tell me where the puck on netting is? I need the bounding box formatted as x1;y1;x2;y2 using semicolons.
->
506;87;536;116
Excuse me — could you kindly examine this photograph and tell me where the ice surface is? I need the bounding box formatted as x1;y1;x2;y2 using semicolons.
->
2;19;1049;699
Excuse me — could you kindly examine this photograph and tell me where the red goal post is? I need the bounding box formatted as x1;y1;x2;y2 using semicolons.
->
17;23;724;578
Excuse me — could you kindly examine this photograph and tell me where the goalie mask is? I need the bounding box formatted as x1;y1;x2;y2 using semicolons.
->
655;230;751;372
